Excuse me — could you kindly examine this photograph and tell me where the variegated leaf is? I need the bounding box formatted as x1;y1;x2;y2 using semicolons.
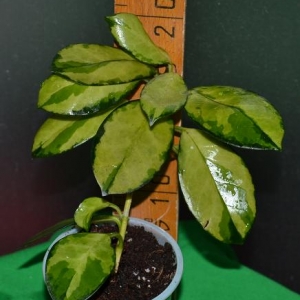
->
46;233;115;300
93;101;174;195
106;13;171;65
178;128;256;243
38;75;139;115
32;106;119;157
74;197;121;231
140;73;187;125
185;86;284;150
53;44;135;70
57;60;156;86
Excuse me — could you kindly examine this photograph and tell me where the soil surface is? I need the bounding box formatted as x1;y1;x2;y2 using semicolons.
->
90;223;176;300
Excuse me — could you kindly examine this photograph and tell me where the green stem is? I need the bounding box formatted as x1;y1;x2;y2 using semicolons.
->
167;63;176;73
123;193;133;219
114;193;133;272
108;202;123;218
172;144;179;156
174;125;185;133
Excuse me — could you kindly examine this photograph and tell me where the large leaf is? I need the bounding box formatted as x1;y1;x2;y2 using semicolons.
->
38;75;140;115
106;13;171;65
32;106;119;157
185;86;284;150
140;73;187;125
74;197;121;231
93;101;174;195
46;233;115;300
178;128;256;243
53;44;156;85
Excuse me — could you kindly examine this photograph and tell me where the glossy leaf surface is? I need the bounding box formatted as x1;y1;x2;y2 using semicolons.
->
38;75;139;115
56;61;155;86
32;107;117;157
52;44;156;85
106;13;171;65
178;128;256;243
93;101;174;195
74;197;113;231
53;44;135;70
140;73;187;125
185;86;284;150
46;233;115;300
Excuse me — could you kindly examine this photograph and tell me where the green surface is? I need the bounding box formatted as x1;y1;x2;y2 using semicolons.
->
0;220;299;300
178;129;255;244
93;101;173;195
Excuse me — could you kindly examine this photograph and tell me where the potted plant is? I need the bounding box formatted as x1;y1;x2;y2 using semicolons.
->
31;12;284;300
41;197;183;300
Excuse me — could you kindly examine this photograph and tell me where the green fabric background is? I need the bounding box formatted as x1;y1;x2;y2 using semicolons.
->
0;221;299;300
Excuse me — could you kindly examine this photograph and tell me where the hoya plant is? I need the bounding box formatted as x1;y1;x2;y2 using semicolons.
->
32;13;284;300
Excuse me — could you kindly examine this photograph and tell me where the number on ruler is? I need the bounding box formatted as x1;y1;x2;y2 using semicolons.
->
151;174;170;185
154;26;175;38
155;0;176;9
145;218;170;231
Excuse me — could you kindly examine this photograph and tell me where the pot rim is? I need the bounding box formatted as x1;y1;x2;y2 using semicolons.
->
43;217;183;300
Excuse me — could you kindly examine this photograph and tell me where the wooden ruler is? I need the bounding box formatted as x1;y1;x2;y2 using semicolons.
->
114;0;186;240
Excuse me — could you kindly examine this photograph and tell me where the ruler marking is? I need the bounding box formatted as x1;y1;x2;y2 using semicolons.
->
137;190;178;195
134;14;183;20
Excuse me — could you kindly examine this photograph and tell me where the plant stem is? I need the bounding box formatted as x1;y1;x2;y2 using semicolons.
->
114;193;132;272
167;63;176;73
172;144;179;156
174;125;185;133
123;193;133;218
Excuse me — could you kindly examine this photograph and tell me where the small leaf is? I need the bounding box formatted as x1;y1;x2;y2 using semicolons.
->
53;44;135;70
178;128;256;243
38;75;140;115
140;73;187;125
32;106;118;157
106;13;171;65
93;101;174;195
185;86;284;150
46;233;115;300
74;197;121;231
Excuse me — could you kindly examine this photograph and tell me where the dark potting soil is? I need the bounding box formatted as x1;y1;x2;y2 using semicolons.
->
90;223;177;300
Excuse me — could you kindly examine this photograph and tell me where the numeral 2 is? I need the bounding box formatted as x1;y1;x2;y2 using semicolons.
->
154;25;175;38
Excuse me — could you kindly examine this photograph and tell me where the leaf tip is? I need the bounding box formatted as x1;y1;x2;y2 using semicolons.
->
148;118;156;127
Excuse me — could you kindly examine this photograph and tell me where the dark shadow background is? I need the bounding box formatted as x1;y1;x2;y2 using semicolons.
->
1;0;299;295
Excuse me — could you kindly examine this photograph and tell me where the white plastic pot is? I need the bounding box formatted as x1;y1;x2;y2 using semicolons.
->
43;217;183;300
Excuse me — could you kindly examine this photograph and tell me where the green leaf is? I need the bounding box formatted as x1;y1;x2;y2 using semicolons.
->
140;73;187;125
93;101;174;195
74;197;122;231
52;44;157;85
178;128;256;243
106;13;171;65
53;44;135;70
57;60;156;86
32;106;118;157
38;75;140;115
46;233;115;300
185;86;284;150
